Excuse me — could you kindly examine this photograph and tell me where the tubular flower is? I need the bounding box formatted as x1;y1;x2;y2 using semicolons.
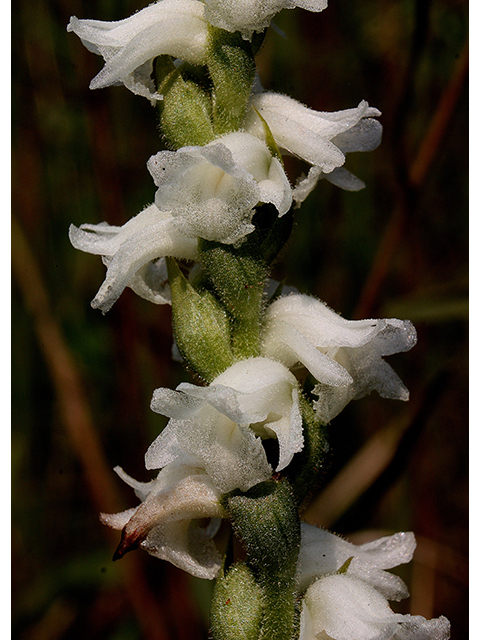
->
147;131;292;245
245;92;382;200
299;573;450;640
100;462;226;579
69;203;198;312
261;294;417;423
146;357;304;492
67;0;209;101
297;524;416;600
204;0;328;40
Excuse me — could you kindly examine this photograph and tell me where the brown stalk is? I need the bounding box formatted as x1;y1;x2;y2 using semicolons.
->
12;217;170;640
354;39;468;319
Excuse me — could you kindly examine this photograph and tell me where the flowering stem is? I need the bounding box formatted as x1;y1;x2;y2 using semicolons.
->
222;479;301;640
207;26;256;135
289;395;330;511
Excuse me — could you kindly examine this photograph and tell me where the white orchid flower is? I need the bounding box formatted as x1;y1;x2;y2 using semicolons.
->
67;0;209;101
69;203;198;312
100;461;226;579
299;573;450;640
204;0;328;40
147;131;292;245
297;524;416;600
261;294;417;423
245;92;382;200
146;357;304;492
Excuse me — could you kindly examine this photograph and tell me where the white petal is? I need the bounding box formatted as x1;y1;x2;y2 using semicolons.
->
262;320;354;386
304;574;403;640
248;95;378;170
204;0;327;40
100;507;137;530
297;524;414;601
148;133;291;244
142;516;223;579
127;257;172;305
68;0;209;100
147;358;304;489
146;415;272;493
70;204;198;312
262;294;416;422
304;574;450;640
324;167;366;191
331;117;382;153
358;531;416;570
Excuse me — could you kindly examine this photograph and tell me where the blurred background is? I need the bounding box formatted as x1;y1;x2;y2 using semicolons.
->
12;0;468;638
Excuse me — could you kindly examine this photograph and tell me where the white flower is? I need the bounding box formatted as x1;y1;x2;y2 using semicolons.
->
261;294;417;423
204;0;328;40
67;0;209;101
300;573;450;640
146;357;304;492
245;92;382;200
69;203;198;312
297;523;416;600
147;131;292;245
100;462;226;579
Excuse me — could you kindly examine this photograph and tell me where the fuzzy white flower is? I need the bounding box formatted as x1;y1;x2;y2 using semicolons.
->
245;92;382;200
262;294;417;423
300;573;450;640
67;0;209;101
100;461;226;579
204;0;328;40
297;524;416;600
147;131;292;245
147;357;304;492
69;203;198;312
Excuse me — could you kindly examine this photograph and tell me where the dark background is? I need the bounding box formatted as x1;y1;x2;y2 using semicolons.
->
12;0;468;638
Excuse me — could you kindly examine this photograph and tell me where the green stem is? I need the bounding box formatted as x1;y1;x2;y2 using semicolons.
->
198;236;268;361
223;480;301;640
207;26;256;135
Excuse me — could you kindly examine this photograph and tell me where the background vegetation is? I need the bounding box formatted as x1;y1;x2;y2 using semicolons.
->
12;0;468;638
